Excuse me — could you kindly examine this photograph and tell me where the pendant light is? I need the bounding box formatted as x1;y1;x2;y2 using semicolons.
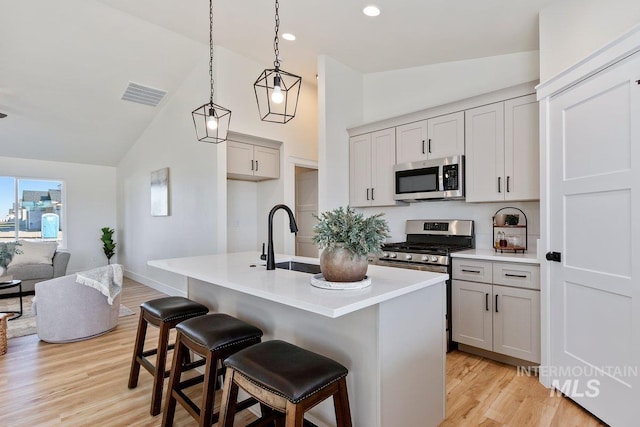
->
254;0;302;124
192;0;231;143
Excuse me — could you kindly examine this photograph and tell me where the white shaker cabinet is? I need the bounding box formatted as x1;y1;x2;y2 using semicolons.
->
227;141;279;181
395;111;464;164
452;259;540;363
465;94;538;202
349;128;397;207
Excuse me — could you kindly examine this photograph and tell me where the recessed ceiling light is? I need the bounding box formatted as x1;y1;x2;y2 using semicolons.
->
363;5;380;17
282;33;296;41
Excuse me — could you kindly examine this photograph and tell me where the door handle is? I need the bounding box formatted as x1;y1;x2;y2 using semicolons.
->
495;294;499;313
485;293;489;311
506;176;510;192
251;160;254;171
255;160;259;171
371;188;375;200
366;188;370;200
422;140;425;154
546;252;562;262
498;177;502;193
428;138;432;153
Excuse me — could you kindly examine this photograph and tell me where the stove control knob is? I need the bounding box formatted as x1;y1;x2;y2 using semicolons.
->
431;256;438;262
421;255;429;262
382;252;389;258
389;252;397;259
405;254;412;260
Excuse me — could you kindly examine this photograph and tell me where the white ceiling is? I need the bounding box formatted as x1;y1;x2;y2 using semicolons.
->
0;0;556;166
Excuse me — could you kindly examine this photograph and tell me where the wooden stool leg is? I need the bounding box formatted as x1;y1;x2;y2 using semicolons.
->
333;378;352;427
285;401;305;427
128;312;148;389
219;368;240;427
150;321;171;416
161;332;187;427
199;354;218;427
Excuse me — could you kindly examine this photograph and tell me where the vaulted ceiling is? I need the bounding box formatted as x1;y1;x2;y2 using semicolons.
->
0;0;555;166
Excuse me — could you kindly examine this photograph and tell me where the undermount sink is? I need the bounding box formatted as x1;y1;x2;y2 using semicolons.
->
275;261;321;274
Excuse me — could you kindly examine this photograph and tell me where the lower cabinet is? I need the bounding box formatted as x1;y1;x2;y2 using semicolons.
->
452;259;540;363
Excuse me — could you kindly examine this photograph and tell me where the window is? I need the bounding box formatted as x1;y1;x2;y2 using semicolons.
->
0;176;64;244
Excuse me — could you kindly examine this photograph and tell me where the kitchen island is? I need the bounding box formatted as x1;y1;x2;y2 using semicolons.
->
148;252;447;427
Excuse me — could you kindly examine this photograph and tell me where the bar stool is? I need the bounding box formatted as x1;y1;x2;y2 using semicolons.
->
128;296;209;416
219;340;353;427
161;313;263;427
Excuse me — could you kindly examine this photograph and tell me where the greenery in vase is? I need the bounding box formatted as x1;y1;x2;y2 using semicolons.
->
0;241;22;268
100;227;117;264
312;206;390;257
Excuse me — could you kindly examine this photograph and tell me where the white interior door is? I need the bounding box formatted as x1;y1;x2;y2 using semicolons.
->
548;54;640;426
295;168;318;258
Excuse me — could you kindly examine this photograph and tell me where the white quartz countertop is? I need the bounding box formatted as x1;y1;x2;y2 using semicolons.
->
451;249;540;265
148;251;448;318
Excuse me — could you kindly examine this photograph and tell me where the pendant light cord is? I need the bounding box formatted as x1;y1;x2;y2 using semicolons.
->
273;0;280;70
209;0;215;105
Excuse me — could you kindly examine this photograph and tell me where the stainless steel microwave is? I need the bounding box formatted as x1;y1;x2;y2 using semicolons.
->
394;155;464;202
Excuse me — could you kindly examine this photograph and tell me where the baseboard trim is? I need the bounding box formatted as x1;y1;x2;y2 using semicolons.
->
458;344;539;368
124;270;187;297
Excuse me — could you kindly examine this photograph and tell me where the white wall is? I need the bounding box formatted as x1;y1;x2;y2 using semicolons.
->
317;55;364;212
363;51;540;122
539;0;640;82
227;180;258;253
0;156;117;273
117;45;318;295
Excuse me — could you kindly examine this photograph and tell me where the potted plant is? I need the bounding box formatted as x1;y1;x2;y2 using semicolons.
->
312;206;389;282
100;227;116;264
0;241;22;277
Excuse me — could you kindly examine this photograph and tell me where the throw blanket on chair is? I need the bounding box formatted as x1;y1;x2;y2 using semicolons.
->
75;264;123;305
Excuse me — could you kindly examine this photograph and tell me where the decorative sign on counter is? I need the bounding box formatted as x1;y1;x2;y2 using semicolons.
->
310;274;372;290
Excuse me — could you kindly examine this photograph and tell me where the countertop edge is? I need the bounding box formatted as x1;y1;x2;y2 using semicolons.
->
451;249;541;265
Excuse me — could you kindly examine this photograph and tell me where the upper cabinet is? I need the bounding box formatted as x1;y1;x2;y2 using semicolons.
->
349;128;398;207
395;111;464;164
227;141;280;181
465;94;539;202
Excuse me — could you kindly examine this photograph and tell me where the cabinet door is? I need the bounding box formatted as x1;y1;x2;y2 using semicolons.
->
227;141;254;176
452;280;493;351
427;111;464;159
254;146;280;179
395;120;428;164
504;94;539;201
370;128;397;206
493;285;540;363
465;102;505;202
349;134;372;207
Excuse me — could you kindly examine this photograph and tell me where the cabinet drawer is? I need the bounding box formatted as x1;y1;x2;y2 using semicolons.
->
493;263;540;290
452;259;492;283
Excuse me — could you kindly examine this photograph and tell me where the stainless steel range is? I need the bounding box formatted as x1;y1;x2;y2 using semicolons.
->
370;219;475;351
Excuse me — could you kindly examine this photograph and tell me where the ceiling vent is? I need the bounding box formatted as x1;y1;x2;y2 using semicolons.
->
121;82;167;107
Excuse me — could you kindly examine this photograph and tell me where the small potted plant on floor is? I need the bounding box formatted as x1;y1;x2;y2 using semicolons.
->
312;206;389;282
100;227;117;264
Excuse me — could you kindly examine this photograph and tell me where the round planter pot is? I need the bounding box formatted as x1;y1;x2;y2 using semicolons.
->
320;245;368;282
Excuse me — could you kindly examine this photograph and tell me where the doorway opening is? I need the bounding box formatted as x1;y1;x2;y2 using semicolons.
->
294;166;318;257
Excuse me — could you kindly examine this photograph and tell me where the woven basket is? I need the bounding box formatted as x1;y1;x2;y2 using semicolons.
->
0;313;9;356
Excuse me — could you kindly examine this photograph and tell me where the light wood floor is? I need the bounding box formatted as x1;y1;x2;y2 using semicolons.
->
0;279;605;426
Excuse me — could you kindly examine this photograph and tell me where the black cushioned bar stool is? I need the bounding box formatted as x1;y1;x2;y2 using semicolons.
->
128;296;209;416
219;340;353;427
161;313;264;427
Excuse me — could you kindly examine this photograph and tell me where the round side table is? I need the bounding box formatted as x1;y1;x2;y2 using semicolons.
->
0;280;23;320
